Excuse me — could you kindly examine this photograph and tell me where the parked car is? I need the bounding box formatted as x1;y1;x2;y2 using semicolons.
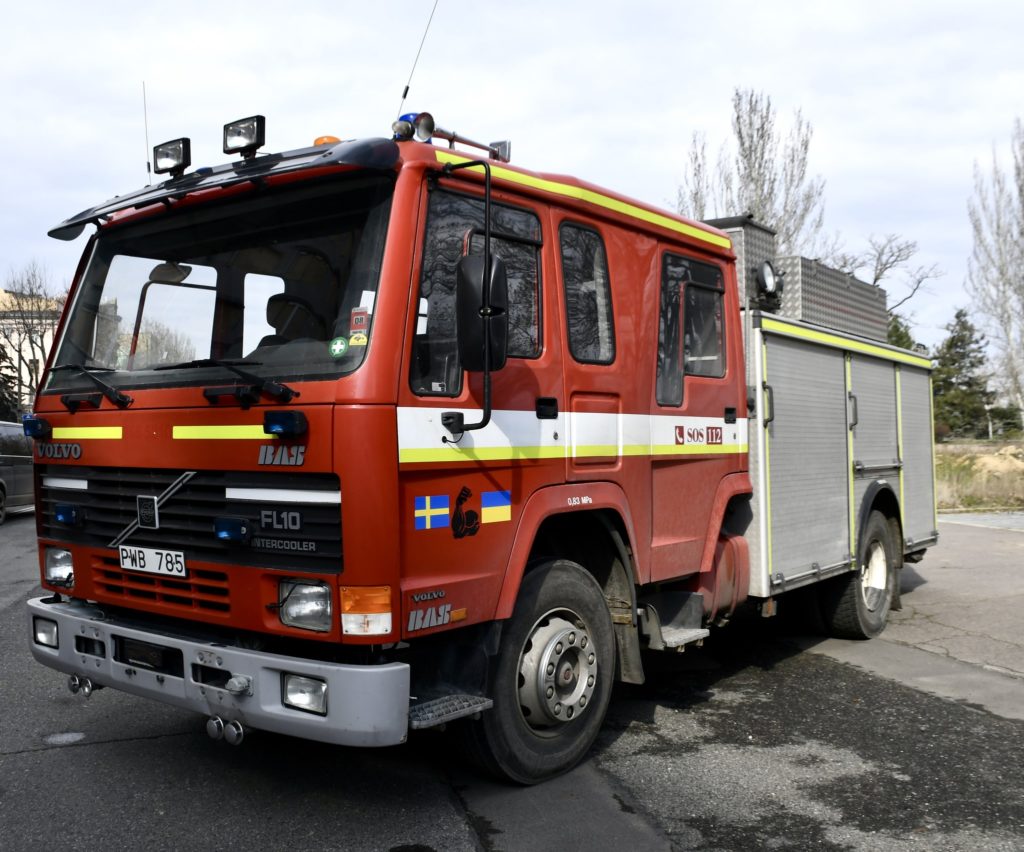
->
0;420;33;524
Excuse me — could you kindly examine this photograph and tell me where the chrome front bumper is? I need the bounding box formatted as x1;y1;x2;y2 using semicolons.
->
27;596;410;747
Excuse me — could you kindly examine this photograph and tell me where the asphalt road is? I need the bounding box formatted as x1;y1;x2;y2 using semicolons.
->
2;513;1022;852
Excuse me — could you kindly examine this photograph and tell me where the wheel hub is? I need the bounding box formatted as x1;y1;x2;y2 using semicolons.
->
518;613;598;728
860;541;888;611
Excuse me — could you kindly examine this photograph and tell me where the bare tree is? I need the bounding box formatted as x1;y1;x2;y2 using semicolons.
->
677;88;826;256
853;234;942;314
0;262;65;408
966;118;1024;412
678;90;938;318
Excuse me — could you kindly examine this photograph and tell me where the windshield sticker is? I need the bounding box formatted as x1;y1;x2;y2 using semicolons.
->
329;337;349;358
350;307;369;332
349;332;368;347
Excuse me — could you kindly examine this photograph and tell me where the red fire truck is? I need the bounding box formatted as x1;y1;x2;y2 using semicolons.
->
25;113;936;783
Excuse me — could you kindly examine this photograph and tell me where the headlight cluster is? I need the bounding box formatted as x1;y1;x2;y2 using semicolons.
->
278;580;332;632
44;548;74;587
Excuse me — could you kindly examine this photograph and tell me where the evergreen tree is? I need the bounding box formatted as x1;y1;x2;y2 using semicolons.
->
0;344;20;421
887;313;919;350
932;309;994;439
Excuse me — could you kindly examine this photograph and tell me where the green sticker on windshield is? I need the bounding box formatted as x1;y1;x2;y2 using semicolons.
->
329;337;349;358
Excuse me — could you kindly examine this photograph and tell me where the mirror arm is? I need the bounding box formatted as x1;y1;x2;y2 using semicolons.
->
442;159;494;436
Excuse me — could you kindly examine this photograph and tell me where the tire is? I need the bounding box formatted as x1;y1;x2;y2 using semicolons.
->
820;510;896;639
459;559;616;784
0;488;6;526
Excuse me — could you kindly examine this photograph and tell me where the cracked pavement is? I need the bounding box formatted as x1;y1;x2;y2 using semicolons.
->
886;514;1024;679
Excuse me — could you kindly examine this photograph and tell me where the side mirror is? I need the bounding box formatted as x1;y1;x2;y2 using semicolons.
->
455;254;508;372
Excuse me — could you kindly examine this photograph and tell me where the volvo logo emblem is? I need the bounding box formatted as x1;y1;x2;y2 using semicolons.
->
137;495;159;530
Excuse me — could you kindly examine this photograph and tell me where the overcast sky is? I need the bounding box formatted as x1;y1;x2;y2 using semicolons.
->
3;1;1022;348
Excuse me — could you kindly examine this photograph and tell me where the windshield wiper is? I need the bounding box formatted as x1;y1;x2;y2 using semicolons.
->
155;358;300;404
50;364;134;410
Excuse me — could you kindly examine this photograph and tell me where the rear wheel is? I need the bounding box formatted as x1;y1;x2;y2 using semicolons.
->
0;488;7;525
459;559;615;784
820;510;896;639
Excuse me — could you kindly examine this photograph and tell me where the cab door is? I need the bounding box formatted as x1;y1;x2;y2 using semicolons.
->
648;250;739;582
397;180;563;631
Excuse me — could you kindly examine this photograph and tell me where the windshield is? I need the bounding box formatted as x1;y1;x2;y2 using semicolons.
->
46;174;393;394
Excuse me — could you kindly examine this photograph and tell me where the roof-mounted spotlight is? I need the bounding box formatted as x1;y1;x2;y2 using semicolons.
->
755;260;784;311
223;115;266;159
153;138;191;178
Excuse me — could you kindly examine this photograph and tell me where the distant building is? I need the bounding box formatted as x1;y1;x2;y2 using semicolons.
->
0;289;62;412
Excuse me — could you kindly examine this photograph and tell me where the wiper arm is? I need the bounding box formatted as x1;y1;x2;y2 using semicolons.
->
50;364;133;409
155;358;300;403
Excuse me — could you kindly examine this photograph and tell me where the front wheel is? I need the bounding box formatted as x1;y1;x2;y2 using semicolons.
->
820;510;897;639
459;559;615;784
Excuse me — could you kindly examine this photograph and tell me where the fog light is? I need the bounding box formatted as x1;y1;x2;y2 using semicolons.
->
340;586;392;636
282;673;327;715
153;137;191;177
44;548;74;587
223;115;266;158
33;617;58;648
278;580;331;632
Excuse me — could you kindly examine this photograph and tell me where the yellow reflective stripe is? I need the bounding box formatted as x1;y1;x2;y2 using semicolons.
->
51;426;122;440
649;443;748;456
845;354;856;563
172;425;272;440
399;442;747;464
761;317;932;369
762;340;773;578
399;445;564;463
434;150;731;250
929;374;938;531
895;366;905;528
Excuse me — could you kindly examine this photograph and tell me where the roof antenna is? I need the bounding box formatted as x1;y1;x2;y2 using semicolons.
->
397;0;439;118
142;81;152;186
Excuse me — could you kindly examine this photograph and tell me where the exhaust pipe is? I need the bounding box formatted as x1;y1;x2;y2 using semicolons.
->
224;720;245;746
68;675;81;694
206;716;225;741
80;678;94;698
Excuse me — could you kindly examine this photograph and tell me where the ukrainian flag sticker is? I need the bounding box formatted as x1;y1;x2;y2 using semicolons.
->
481;490;512;524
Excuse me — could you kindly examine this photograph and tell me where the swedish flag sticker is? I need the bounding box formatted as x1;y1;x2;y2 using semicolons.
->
414;495;450;530
481;490;512;524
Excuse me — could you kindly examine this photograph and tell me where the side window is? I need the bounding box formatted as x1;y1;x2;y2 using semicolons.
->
657;253;726;406
684;267;725;378
559;224;615;364
410;190;542;396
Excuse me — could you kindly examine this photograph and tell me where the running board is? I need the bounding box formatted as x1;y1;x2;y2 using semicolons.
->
638;591;709;652
409;694;494;729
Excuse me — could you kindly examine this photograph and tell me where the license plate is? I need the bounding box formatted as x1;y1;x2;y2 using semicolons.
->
118;545;187;578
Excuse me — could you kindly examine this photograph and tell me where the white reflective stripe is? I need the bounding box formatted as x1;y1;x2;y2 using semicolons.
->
42;476;89;491
397;407;568;463
397;406;748;463
225;488;341;504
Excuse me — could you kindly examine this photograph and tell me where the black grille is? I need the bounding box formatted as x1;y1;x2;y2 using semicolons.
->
38;465;342;574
